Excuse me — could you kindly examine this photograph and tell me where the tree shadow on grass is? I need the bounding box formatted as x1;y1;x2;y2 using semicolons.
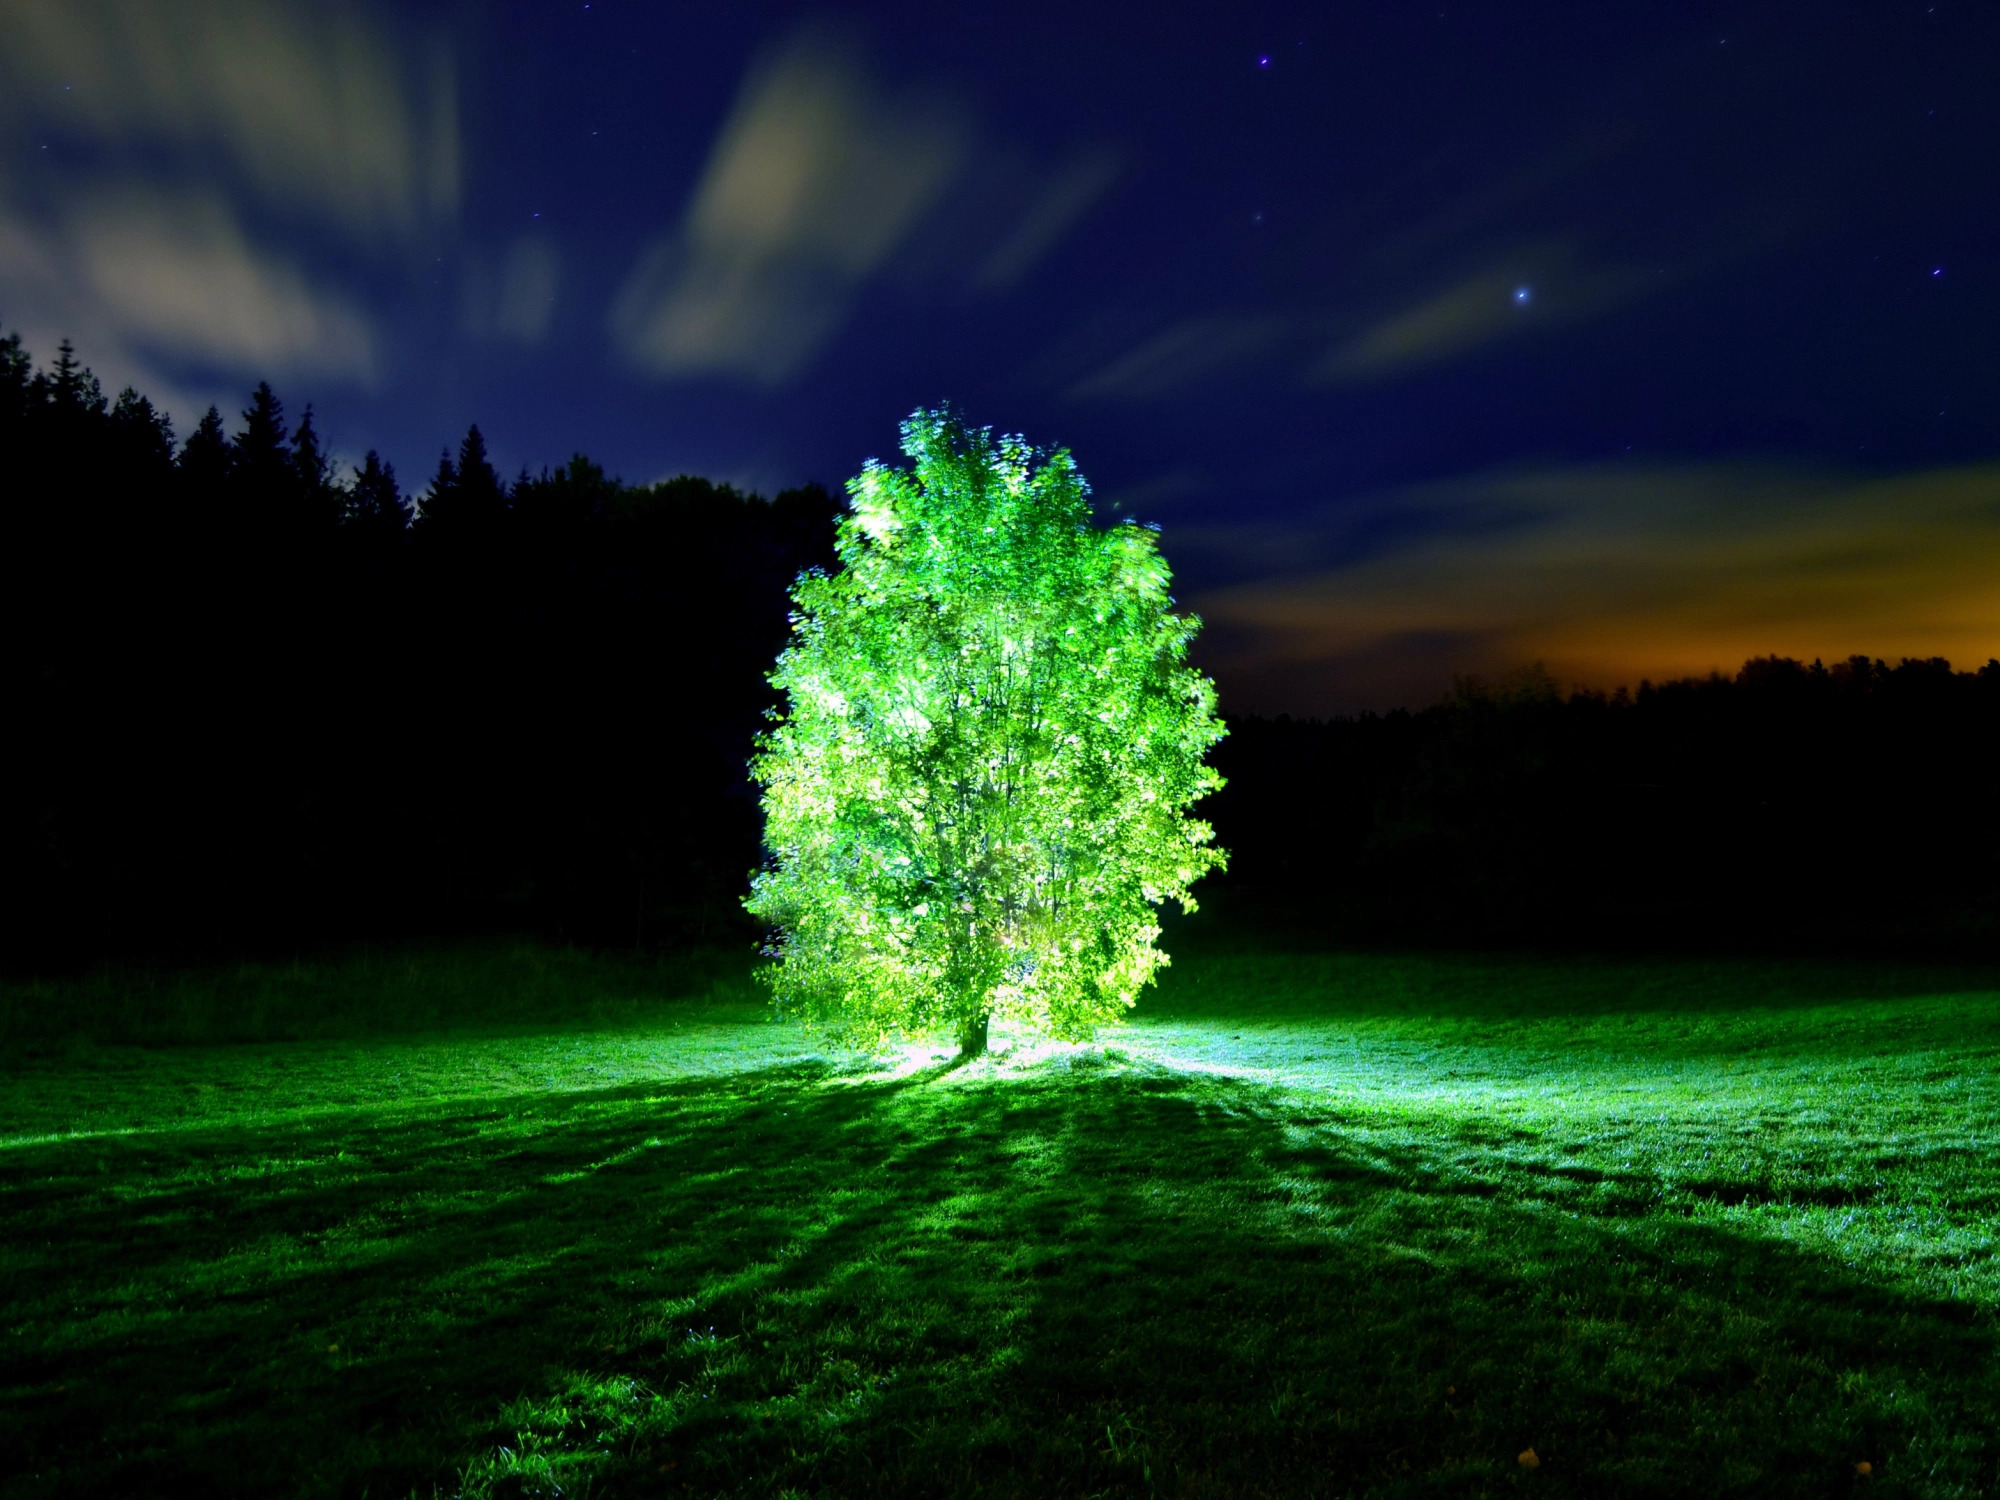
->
2;1060;1996;1498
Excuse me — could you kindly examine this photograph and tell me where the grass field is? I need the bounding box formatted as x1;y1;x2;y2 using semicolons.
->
4;932;1999;1497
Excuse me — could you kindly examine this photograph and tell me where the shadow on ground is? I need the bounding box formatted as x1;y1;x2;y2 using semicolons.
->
4;1058;1995;1497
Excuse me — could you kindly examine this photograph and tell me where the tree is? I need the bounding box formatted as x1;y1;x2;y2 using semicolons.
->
347;450;409;534
107;389;175;472
179;406;232;495
0;329;31;433
418;446;458;525
746;408;1227;1057
289;405;343;533
46;337;105;417
232;382;289;490
417;424;507;535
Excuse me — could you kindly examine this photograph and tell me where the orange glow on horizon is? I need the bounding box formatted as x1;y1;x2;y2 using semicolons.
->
1189;459;2000;712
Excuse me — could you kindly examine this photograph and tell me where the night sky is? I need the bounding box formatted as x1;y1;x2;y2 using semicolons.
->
4;1;1997;713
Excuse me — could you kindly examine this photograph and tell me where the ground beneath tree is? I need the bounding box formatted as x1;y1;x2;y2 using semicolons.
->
4;942;1999;1497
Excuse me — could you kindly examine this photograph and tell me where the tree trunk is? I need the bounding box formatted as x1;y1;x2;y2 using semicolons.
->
957;1011;990;1059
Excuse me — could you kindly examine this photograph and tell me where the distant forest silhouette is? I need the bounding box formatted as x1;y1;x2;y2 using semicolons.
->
1210;659;2000;952
3;331;836;968
5;328;1998;970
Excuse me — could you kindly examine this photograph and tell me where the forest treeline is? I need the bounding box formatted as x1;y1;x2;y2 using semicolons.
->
6;330;1999;969
1;332;837;969
1209;659;2000;953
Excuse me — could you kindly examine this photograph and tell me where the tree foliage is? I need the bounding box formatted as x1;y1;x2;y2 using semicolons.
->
746;409;1227;1054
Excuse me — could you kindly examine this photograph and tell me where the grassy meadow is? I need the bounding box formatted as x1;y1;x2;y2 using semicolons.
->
3;930;1999;1497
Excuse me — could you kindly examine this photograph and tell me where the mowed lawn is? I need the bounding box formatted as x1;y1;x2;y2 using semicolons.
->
3;938;1999;1498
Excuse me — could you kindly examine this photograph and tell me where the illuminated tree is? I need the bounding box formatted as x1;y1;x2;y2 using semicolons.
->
746;408;1226;1057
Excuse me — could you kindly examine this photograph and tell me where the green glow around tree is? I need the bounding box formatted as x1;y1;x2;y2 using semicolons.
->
745;408;1227;1057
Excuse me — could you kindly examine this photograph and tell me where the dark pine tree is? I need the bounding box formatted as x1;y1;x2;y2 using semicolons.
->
177;405;232;525
45;337;106;418
100;390;178;559
0;329;35;439
229;382;292;536
347;450;409;534
417;447;457;528
458;425;506;514
107;389;176;471
288;405;343;534
417;424;508;537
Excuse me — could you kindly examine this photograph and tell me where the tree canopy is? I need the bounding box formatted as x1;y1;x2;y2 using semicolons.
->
746;408;1227;1056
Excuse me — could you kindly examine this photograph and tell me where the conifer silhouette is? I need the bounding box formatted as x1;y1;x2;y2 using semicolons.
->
109;390;175;469
349;451;408;533
229;382;294;539
289;406;342;533
179;406;232;496
417;447;458;529
47;338;105;415
0;329;33;435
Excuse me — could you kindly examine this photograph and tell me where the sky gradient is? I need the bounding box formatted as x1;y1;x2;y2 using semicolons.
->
3;0;1996;713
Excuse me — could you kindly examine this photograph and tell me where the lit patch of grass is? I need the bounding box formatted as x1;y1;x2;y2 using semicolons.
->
3;942;1999;1496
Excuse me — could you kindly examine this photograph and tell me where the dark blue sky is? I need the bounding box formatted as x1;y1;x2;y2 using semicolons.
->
4;1;1997;711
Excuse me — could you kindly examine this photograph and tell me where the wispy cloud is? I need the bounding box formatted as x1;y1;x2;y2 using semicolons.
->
0;212;56;282
0;1;446;398
463;234;561;347
1071;315;1289;400
1;188;376;386
1090;469;1211;523
974;145;1122;291
1314;243;1655;382
0;0;457;241
67;189;377;379
1049;237;1658;405
611;26;966;386
1187;461;2000;712
1037;117;1717;403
